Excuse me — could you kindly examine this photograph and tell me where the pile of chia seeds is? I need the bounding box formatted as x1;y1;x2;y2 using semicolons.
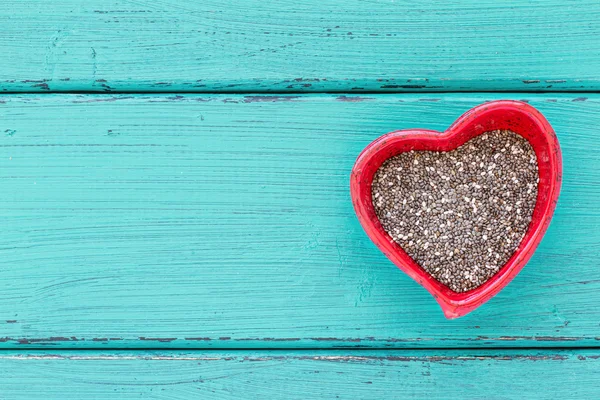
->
371;130;539;292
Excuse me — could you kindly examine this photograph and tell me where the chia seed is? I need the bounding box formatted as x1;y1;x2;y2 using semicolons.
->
371;130;539;293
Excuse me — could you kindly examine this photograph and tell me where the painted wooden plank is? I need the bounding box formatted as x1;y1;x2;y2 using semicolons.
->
1;1;599;93
0;94;599;348
0;350;598;399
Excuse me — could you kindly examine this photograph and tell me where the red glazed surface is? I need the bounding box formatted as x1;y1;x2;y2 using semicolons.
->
350;100;562;319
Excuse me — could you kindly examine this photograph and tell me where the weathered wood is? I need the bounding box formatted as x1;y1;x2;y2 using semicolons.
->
1;1;599;92
0;94;599;348
0;350;598;399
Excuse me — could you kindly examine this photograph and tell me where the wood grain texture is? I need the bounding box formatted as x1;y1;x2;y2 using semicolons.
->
0;350;599;399
1;1;599;93
0;94;599;348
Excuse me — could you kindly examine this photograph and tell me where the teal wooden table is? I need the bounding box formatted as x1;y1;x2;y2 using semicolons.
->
1;2;600;398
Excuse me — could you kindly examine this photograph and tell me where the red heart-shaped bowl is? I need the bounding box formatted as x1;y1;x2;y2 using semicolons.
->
350;100;562;319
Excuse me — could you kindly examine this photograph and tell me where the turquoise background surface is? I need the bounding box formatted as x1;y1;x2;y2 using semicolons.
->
1;1;599;398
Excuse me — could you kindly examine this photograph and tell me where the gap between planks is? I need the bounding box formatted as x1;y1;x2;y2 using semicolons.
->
1;346;600;352
2;90;600;95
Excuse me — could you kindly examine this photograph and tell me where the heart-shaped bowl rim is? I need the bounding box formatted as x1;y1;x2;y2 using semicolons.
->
350;100;562;319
